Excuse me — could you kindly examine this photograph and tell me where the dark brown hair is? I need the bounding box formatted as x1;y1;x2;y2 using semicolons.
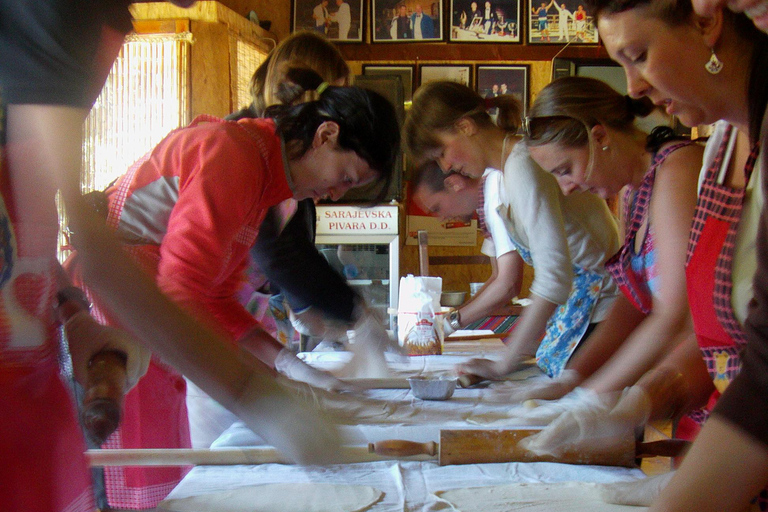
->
583;0;768;142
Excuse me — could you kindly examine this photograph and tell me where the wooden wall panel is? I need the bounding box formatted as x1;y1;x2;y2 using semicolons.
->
190;21;231;118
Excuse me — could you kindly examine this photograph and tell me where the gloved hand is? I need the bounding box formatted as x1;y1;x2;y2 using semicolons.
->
456;353;530;381
351;311;399;354
65;311;151;390
230;369;344;464
289;307;346;339
508;386;607;426
274;348;353;391
598;472;675;506
442;314;456;337
341;312;399;379
486;369;582;404
518;385;652;457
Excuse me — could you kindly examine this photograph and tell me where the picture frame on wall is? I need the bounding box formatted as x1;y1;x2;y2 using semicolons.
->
292;0;364;42
476;64;529;122
372;0;444;42
419;64;472;87
449;0;522;42
527;0;598;44
362;64;415;102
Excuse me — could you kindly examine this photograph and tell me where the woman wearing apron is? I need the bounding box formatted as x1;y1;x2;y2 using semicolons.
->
0;2;135;510
516;76;703;409
521;0;768;508
66;75;401;509
404;80;620;381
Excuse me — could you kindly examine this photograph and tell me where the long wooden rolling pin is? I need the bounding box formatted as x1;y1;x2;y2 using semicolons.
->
87;429;688;468
86;444;437;467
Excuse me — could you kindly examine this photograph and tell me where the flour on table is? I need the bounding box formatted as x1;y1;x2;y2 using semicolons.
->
158;482;383;512
435;481;647;511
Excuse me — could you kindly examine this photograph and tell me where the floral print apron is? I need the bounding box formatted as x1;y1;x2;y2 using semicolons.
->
511;241;603;378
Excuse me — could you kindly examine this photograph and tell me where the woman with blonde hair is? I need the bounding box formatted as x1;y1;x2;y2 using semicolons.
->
504;76;705;412
518;0;768;509
232;31;350;119
404;80;620;382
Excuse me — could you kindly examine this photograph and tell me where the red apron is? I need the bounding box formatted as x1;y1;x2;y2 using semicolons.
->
606;142;693;314
0;192;94;511
66;229;191;511
682;124;765;509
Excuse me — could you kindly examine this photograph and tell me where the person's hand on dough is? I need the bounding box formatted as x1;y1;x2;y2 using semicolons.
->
275;348;354;392
598;472;675;506
518;385;651;456
456;353;529;382
231;368;345;464
290;307;346;340
486;369;582;404
65;311;151;390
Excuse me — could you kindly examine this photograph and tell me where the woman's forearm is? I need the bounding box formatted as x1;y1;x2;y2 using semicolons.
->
500;294;557;365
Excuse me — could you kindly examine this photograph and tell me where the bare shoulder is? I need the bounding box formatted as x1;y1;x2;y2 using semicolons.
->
655;141;705;180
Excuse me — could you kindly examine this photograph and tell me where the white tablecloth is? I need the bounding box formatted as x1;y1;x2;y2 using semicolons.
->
169;349;647;511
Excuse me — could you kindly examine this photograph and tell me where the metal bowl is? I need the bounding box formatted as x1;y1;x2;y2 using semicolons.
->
440;291;467;307
408;376;457;400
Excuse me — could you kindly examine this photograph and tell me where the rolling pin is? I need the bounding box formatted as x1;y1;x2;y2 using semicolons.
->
81;350;128;445
87;430;688;468
86;444;437;467
371;429;690;468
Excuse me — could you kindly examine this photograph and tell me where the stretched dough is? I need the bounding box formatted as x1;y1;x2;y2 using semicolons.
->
159;482;384;512
436;481;647;511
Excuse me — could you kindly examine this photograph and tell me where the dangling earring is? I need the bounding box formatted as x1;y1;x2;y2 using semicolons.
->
601;146;609;151
705;48;723;74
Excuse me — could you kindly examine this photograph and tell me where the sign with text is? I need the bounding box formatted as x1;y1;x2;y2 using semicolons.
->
316;205;399;235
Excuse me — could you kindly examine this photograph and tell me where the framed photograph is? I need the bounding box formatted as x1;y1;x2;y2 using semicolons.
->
419;64;472;87
292;0;364;42
362;64;415;102
528;0;598;44
476;64;529;117
449;0;522;42
372;0;444;42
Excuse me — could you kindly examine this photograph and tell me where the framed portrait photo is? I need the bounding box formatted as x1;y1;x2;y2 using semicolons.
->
419;64;472;87
528;0;598;44
292;0;364;42
476;65;529;120
449;0;522;43
372;0;444;42
362;64;415;102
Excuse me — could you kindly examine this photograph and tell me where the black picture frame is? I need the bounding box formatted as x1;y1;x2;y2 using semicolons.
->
418;64;473;87
362;64;415;102
372;0;445;42
449;0;522;42
527;0;598;44
476;64;529;117
292;0;364;42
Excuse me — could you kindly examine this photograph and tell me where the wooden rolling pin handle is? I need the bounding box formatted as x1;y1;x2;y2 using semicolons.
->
81;350;128;446
368;439;438;457
636;439;691;459
457;374;485;388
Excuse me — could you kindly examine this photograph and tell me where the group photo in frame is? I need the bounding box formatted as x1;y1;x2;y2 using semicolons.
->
419;64;473;87
476;64;529;124
449;0;522;42
528;0;598;43
372;0;444;42
292;0;364;42
362;64;415;102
